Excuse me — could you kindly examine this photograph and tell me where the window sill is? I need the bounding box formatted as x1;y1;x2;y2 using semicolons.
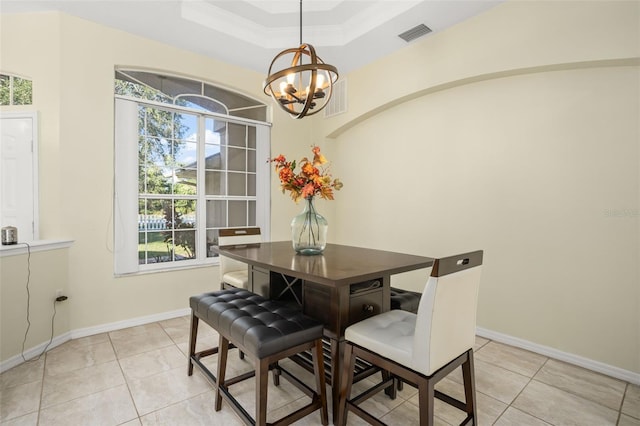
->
0;239;74;257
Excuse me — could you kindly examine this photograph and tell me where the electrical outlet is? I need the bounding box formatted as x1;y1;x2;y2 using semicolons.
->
56;289;63;298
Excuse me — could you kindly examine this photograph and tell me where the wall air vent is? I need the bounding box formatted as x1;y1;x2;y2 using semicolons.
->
324;78;347;118
398;24;432;42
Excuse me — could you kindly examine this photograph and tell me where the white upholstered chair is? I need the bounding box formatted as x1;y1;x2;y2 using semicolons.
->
218;227;261;290
337;250;483;426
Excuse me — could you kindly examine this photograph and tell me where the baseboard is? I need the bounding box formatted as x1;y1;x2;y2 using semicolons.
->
0;308;190;374
476;327;640;386
0;331;72;374
70;308;191;339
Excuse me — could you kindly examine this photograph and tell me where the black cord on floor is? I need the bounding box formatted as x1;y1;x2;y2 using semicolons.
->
19;243;58;362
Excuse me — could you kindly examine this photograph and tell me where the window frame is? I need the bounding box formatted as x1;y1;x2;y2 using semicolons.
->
114;95;271;275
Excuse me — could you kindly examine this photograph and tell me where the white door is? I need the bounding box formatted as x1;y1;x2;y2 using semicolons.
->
0;113;38;242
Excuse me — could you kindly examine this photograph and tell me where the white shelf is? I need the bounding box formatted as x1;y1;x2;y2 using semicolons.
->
0;239;74;257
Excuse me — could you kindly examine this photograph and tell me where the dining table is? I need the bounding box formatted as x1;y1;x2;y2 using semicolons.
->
216;241;434;423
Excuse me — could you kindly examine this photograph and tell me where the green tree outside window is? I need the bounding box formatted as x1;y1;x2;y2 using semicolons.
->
0;74;33;105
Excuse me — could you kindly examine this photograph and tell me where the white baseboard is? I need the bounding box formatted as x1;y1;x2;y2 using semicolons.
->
0;331;72;373
476;327;640;386
69;308;191;339
0;308;190;374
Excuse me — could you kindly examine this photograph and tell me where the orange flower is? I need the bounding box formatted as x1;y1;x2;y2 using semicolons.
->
301;162;317;177
279;167;293;182
269;145;342;202
301;183;316;199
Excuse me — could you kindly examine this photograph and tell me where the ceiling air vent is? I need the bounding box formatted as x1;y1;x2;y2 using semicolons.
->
398;24;432;42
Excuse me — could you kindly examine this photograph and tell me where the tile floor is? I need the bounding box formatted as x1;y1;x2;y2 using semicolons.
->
1;315;638;425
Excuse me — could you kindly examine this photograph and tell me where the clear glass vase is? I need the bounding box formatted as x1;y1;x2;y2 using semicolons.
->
291;196;328;255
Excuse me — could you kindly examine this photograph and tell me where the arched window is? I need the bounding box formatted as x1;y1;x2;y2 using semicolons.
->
113;69;270;274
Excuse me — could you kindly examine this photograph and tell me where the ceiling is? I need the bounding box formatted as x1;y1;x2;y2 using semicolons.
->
1;0;502;74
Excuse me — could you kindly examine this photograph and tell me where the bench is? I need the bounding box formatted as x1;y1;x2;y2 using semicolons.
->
187;288;328;425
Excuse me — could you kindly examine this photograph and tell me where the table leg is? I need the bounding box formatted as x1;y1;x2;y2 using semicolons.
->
330;337;345;424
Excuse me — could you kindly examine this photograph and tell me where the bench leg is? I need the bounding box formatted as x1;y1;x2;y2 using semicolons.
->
313;340;329;426
256;357;270;426
215;335;229;412
187;311;198;376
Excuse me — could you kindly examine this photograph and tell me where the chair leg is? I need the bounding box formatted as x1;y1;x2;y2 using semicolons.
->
462;350;477;423
187;312;198;376
382;370;397;399
312;340;329;426
255;357;270;426
337;343;357;426
215;335;229;412
417;378;435;426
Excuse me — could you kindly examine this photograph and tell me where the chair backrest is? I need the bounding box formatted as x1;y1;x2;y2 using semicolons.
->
412;250;483;376
218;227;262;280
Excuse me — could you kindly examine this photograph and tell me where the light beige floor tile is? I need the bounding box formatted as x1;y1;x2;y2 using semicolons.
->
380;399;451;426
0;380;41;423
6;318;636;426
343;375;405;419
175;324;219;356
623;383;640;419
0;359;44;390
475;342;547;377
109;323;174;359
140;390;243;426
533;359;626;410
474;336;490;351
224;372;310;417
158;315;191;345
513;379;618;425
494;407;552;425
619;414;640;426
198;348;255;380
0;411;38;426
265;395;330;426
45;341;116;376
41;360;125;408
38;384;137;426
410;376;507;425
127;365;212;416
46;333;109;355
449;359;530;404
119;345;187;381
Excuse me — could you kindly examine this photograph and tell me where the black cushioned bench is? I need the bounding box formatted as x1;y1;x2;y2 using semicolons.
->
390;287;421;314
187;288;328;426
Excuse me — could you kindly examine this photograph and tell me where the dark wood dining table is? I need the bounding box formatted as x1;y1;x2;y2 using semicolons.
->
216;241;434;422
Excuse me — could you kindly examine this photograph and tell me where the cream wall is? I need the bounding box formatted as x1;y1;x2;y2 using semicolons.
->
0;248;70;362
314;0;639;375
1;0;638;380
0;12;309;365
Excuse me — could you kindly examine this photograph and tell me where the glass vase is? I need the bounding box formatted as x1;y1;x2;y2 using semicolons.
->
291;196;328;255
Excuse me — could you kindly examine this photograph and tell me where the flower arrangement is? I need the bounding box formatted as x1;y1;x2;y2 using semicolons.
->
270;146;343;202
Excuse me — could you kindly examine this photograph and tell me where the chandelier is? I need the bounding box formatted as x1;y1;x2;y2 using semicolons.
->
263;0;339;119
